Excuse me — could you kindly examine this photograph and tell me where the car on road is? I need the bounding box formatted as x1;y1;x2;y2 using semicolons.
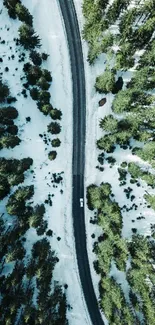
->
80;198;84;207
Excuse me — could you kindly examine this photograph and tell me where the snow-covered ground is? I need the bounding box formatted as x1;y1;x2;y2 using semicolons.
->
0;1;91;324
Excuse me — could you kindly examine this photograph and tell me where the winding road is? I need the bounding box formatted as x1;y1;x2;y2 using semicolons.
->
58;1;104;324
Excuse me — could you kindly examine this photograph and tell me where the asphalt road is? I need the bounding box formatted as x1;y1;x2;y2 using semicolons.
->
58;1;104;324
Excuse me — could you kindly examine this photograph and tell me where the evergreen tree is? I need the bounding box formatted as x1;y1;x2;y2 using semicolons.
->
0;80;10;102
95;68;115;93
15;3;33;26
18;24;41;49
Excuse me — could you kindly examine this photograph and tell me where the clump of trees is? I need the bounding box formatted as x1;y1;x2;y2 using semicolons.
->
87;181;155;324
5;0;62;156
0;157;33;199
128;162;155;188
84;0;155;322
0;106;20;149
15;3;33;25
4;0;33;25
127;235;155;324
6;185;34;215
0;156;68;323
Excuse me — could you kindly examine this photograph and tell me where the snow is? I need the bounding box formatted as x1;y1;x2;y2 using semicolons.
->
0;1;91;324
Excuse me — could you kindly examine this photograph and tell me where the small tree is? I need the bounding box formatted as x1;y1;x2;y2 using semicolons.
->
3;0;19;18
18;24;41;49
29;204;45;228
0;106;18;121
51;138;61;147
6;185;34;216
42;69;52;82
15;3;33;26
40;104;53;115
47;122;61;134
25;65;42;85
50;108;62;120
42;52;49;60
38;91;50;104
112;89;132;113
29;51;42;66
37;77;50;90
95;68;115;93
0;80;10;102
30;87;39;100
99;115;118;132
48;151;57;160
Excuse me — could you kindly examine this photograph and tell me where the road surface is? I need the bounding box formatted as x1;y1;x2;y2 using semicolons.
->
58;1;104;324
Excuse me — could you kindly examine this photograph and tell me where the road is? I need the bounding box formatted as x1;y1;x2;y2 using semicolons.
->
58;1;104;324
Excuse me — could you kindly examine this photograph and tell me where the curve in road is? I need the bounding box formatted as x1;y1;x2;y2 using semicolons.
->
58;1;104;324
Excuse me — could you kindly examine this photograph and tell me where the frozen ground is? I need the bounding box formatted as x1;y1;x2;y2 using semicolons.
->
74;0;155;321
0;1;91;324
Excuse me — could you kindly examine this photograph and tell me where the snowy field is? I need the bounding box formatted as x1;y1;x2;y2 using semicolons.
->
0;0;91;324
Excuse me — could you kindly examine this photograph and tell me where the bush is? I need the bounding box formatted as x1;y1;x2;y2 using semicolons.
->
42;53;49;60
3;0;19;18
37;77;50;90
48;122;61;134
42;69;52;82
0;107;18;121
25;64;42;85
95;69;115;93
0;80;10;102
40;104;53;115
30;87;39;100
51;138;61;147
6;185;34;216
8;173;24;186
38;91;50;104
50;108;62;120
48;151;57;160
7;96;17;104
144;194;155;210
6;124;18;135
15;3;33;26
97;134;116;152
29;51;42;66
36;220;48;235
29;204;45;228
133;142;155;166
18;24;41;50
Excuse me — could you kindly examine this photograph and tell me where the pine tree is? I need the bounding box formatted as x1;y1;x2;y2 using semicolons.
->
18;24;41;49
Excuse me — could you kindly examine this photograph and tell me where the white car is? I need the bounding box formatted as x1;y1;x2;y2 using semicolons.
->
80;198;84;208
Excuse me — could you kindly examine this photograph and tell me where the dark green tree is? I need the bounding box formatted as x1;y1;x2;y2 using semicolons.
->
18;24;41;49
